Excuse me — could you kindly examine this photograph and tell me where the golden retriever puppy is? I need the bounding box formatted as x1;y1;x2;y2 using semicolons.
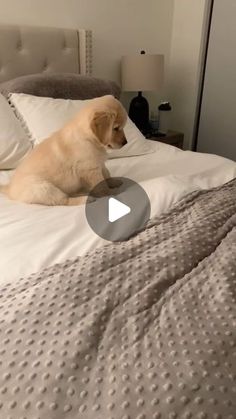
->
0;95;127;206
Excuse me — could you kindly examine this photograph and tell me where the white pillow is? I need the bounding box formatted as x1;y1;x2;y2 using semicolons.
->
0;94;32;169
8;93;156;158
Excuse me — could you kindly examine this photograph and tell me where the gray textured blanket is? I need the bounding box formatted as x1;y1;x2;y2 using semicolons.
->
0;179;236;419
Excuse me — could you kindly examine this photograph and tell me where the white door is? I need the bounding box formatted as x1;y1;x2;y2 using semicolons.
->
197;0;236;161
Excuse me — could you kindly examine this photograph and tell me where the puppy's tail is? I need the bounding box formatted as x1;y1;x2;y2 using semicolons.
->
0;184;9;195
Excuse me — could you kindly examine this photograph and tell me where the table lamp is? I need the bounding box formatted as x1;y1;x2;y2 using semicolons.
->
121;51;164;133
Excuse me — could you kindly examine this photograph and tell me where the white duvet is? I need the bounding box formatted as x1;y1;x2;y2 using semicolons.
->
0;140;236;285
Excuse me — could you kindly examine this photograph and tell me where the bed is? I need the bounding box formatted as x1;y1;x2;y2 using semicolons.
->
0;24;236;419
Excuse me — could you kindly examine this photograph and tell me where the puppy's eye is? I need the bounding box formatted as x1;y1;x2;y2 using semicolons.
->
113;126;119;132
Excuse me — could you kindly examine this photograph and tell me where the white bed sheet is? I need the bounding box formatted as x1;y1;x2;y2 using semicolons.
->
0;141;236;285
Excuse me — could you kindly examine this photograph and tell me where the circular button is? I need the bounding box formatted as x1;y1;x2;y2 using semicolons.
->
85;177;150;242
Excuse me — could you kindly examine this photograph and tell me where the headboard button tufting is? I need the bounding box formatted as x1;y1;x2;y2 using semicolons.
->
0;25;92;82
16;39;23;51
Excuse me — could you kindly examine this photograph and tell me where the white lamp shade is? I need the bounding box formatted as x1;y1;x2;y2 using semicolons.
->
121;54;164;92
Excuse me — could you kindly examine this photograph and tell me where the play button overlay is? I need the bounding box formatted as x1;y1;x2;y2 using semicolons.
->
85;177;150;241
108;197;131;222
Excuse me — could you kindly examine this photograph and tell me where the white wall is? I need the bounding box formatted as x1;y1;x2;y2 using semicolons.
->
0;0;174;109
167;0;209;149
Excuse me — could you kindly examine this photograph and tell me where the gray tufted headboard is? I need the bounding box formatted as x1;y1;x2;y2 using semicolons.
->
0;24;92;83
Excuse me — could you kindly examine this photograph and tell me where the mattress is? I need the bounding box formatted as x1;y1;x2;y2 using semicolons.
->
0;177;235;419
0;141;236;284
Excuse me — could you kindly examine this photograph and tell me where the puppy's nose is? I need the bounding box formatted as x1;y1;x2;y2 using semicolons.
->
122;137;127;146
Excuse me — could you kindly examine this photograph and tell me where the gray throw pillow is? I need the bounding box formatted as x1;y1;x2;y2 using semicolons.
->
0;73;121;100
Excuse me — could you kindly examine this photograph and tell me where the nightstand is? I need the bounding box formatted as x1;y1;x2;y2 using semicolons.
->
146;131;184;149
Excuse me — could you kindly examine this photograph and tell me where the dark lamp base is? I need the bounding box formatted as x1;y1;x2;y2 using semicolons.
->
128;92;149;134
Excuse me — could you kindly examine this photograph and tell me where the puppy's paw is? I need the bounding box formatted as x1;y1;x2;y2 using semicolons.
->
88;196;97;203
92;186;112;197
107;178;123;188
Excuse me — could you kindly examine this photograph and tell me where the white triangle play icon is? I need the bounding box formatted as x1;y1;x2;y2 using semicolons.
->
108;197;131;223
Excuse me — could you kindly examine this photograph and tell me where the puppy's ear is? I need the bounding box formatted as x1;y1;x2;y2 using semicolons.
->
91;110;114;144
